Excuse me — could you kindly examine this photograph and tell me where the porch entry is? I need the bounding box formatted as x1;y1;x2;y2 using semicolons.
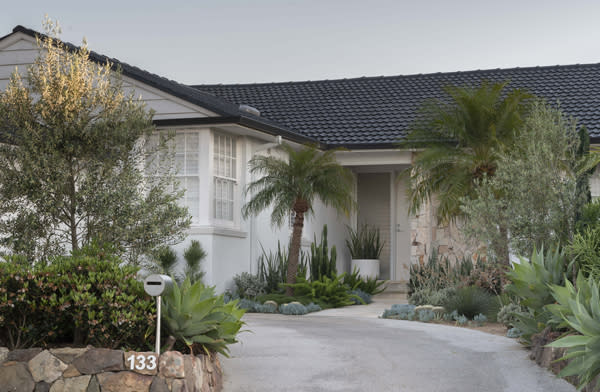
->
356;171;411;282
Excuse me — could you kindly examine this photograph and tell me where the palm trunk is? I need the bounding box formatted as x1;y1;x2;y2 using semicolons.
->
286;203;307;296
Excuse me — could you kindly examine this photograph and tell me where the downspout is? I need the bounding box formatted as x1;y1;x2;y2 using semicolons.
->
248;135;283;273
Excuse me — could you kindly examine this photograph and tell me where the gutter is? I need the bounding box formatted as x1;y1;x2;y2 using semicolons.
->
153;115;323;147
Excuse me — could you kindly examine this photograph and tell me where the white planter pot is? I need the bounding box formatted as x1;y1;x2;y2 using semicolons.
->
351;259;380;280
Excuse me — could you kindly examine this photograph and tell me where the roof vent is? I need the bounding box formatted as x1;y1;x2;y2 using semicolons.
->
239;104;260;116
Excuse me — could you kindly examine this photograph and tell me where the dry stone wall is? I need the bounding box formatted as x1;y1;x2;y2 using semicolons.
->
0;347;222;392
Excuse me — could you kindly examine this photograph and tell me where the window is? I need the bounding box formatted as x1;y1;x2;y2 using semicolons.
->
213;133;236;221
145;131;201;223
175;132;200;222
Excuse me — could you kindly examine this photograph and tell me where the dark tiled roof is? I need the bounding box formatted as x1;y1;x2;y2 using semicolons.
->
194;64;600;147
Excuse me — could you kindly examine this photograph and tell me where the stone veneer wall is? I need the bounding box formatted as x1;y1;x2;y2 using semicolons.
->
410;199;486;265
0;346;222;392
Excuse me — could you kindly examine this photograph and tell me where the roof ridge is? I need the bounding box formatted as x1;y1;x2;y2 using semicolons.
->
191;62;600;88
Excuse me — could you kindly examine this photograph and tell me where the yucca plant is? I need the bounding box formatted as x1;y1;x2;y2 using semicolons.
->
547;276;600;390
162;278;245;357
345;224;384;259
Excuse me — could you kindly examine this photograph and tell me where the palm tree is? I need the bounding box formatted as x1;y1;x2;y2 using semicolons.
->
243;144;355;295
401;81;532;263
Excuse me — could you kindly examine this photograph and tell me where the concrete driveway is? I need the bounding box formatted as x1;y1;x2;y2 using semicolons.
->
221;300;576;392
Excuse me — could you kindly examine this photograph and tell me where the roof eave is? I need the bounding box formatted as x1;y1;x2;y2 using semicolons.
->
153;116;323;147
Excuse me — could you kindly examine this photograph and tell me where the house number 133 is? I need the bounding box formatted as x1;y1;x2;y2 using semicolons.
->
127;354;157;370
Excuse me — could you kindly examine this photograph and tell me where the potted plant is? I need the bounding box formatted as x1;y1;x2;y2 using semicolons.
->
345;224;384;279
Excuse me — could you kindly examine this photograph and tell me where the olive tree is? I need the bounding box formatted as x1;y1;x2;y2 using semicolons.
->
461;100;598;259
0;20;190;262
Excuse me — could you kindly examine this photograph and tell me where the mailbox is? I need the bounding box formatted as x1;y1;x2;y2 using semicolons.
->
143;274;173;297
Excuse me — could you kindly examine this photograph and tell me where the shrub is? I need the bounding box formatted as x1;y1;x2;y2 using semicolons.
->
349;289;372;305
279;303;308;315
417;309;436;322
256;293;314;306
442;286;499;320
183;240;207;283
575;198;600;234
233;272;266;299
0;248;155;350
255;302;278;313
237;298;260;312
566;227;600;280
444;310;459;322
460;263;509;295
409;287;456;306
506;327;523;338
547;275;600;390
344;267;385;295
308;225;338;281
381;304;416;320
408;250;475;294
345;224;384;259
455;315;468;325
162;278;245;356
144;240;207;283
497;303;525;328
286;275;360;308
473;313;487;326
306;303;322;313
149;246;179;277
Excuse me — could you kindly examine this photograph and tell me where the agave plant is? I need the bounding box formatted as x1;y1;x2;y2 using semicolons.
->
504;246;568;344
547;276;600;390
505;246;567;312
162;278;245;356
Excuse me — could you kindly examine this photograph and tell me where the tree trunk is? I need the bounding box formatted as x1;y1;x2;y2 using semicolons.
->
68;168;79;252
496;225;510;266
286;200;308;296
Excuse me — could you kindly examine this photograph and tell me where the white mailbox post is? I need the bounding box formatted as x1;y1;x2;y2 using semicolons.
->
143;274;173;355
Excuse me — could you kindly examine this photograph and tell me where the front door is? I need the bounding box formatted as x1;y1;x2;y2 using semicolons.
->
394;174;412;282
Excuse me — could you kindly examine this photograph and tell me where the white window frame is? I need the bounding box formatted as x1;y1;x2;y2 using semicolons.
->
212;132;238;224
174;131;201;224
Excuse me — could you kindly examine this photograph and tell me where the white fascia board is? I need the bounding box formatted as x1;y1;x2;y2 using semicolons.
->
334;149;412;166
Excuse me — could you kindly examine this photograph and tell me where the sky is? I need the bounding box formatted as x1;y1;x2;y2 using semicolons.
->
2;0;600;85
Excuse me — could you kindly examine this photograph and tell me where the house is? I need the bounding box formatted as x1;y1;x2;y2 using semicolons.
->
2;25;600;292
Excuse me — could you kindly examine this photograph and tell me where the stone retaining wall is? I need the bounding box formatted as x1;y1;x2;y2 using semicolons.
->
530;329;598;392
0;347;222;392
